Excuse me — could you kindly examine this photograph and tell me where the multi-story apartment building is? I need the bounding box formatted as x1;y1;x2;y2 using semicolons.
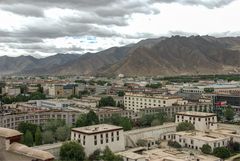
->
175;111;217;131
71;124;125;156
95;107;139;122
124;92;188;112
140;102;213;118
48;84;77;98
0;110;81;129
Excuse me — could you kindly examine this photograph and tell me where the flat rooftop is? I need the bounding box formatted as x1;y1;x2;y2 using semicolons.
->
176;111;216;117
72;124;123;135
175;131;228;142
118;148;220;161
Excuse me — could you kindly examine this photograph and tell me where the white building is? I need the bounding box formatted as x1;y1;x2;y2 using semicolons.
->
36;99;73;109
173;131;230;151
71;124;125;156
124;92;188;112
175;111;217;131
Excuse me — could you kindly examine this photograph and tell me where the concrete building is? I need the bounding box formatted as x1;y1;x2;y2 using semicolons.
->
48;84;77;98
71;124;125;156
175;111;217;131
1;86;21;96
124;123;177;148
124;92;188;112
0;110;81;129
140;102;213;119
36;99;73;109
172;131;230;151
0;127;54;161
95;106;139;122
117;147;220;161
73;96;100;108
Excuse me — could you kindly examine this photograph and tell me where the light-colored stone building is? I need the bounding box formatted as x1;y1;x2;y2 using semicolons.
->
175;111;217;131
140;102;213;119
124;92;188;112
71;124;125;156
0;110;81;129
36;99;73;109
0;127;54;161
172;131;230;151
117;147;220;161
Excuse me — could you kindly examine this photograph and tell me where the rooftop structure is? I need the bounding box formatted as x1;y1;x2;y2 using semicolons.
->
176;111;216;117
72;124;123;135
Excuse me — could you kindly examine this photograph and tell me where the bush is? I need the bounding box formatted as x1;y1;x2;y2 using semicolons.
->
60;141;85;161
176;122;195;132
201;144;212;154
168;140;181;148
213;147;231;159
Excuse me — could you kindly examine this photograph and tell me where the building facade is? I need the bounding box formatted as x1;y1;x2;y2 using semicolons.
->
175;111;217;131
124;92;188;112
0;110;81;129
71;124;125;156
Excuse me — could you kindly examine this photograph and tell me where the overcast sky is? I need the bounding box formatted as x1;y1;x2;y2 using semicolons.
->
0;0;240;57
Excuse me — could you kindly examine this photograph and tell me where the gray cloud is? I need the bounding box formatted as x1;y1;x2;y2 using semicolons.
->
0;4;44;17
151;0;236;9
0;0;237;56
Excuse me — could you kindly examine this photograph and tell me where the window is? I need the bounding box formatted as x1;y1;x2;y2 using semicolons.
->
94;135;97;145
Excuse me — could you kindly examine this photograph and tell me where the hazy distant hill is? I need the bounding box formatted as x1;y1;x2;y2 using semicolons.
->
1;36;240;76
0;54;80;75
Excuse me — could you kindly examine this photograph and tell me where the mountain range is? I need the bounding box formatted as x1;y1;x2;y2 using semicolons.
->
1;35;240;76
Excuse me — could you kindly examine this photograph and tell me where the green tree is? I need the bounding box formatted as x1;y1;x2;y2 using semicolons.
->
42;119;65;132
76;110;99;127
35;127;42;145
204;88;214;93
88;149;102;161
117;91;125;97
56;126;70;141
18;122;38;138
176;122;195;132
139;114;155;127
146;83;162;89
42;131;55;144
37;84;43;93
60;141;85;161
213;147;231;159
224;107;235;121
104;114;132;131
227;140;240;152
76;114;88;127
168;140;181;148
102;147;123;161
86;110;99;125
24;130;33;147
99;96;116;107
201;144;212;154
